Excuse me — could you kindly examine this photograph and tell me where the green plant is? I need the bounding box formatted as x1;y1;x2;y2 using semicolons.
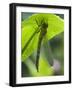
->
21;13;64;76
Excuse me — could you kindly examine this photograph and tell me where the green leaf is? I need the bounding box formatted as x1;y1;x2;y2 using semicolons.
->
22;13;64;61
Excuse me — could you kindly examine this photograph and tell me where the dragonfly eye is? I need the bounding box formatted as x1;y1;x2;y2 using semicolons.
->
40;22;48;35
42;22;48;29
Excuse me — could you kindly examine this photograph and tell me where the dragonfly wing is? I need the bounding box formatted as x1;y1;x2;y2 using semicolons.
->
42;34;54;66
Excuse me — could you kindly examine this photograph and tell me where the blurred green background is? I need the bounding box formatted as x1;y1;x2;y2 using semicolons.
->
21;13;64;77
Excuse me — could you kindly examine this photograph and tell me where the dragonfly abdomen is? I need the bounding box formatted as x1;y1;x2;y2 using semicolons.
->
36;34;43;71
36;25;48;71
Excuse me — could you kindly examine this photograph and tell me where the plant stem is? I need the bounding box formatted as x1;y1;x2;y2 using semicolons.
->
22;30;39;54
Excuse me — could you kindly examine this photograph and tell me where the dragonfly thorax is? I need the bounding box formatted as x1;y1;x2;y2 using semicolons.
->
40;22;48;36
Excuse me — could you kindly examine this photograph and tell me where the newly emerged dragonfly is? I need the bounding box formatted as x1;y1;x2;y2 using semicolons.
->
35;18;48;71
22;18;48;71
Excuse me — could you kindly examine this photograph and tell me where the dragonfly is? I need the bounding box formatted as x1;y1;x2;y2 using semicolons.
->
22;18;52;72
35;19;48;71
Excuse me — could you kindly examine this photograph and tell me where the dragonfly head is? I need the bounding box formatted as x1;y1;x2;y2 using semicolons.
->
42;22;48;30
40;22;48;36
35;18;48;35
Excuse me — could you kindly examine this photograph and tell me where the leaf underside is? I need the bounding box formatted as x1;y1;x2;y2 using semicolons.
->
21;13;64;61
